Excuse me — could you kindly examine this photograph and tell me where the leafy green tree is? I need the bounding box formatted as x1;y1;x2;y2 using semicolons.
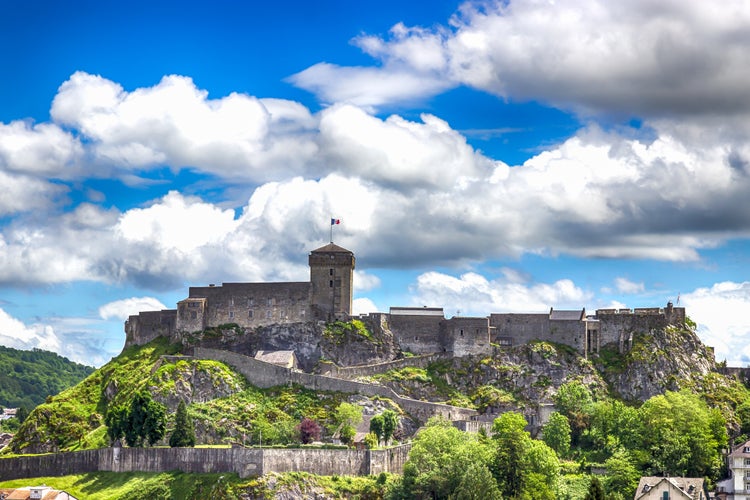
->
603;448;640;499
16;405;29;424
382;409;398;445
364;431;379;449
542;411;571;458
451;462;502;500
334;402;363;446
169;400;196;447
105;404;127;444
123;391;167;447
395;416;494;499
584;476;606;500
491;411;529;497
588;399;643;455
639;389;727;477
370;414;384;444
553;381;594;445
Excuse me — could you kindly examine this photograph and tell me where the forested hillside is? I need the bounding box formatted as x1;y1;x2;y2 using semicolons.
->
0;346;95;408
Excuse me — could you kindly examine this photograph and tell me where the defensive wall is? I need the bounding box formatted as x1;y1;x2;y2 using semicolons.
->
192;347;478;423
0;444;413;481
320;353;453;379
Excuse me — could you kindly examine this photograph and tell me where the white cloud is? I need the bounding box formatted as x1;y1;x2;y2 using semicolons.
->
0;120;83;176
0;308;62;353
99;297;169;321
614;277;645;294
354;271;381;292
294;0;750;119
353;297;380;316
50;72;318;181
681;282;750;365
411;270;591;316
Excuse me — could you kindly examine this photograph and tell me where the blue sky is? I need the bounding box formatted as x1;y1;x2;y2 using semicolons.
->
2;0;750;366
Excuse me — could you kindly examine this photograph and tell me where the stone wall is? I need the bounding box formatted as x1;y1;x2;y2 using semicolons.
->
0;445;413;481
179;282;312;332
445;317;491;357
321;353;452;379
547;318;587;353
193;348;477;423
124;309;177;348
596;308;682;348
490;313;550;345
390;315;445;354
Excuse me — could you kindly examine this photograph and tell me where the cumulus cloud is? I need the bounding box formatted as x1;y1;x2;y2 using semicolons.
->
410;270;591;316
50;72;319;181
613;277;645;294
681;282;750;366
353;297;380;316
354;271;381;293
99;297;169;321
293;0;750;119
0;308;62;353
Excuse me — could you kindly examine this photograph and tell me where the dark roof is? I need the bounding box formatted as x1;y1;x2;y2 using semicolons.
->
311;243;353;254
730;438;750;457
549;308;585;321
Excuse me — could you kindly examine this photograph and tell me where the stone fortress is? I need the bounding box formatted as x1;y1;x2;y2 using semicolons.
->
125;243;686;360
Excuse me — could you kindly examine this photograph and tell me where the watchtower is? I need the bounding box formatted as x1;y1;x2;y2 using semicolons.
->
309;243;355;321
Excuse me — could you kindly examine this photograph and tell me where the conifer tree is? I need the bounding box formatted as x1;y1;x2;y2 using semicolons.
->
169;400;196;447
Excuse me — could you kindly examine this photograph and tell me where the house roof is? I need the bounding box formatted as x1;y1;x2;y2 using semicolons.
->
311;243;353;254
730;438;750;457
254;350;297;367
635;476;704;500
549;308;585;321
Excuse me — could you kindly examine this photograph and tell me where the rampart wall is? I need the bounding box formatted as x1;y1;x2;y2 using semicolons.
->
321;353;452;379
446;317;491;357
0;445;413;481
390;315;445;354
490;313;549;345
124;309;177;347
596;308;681;347
180;282;312;332
547;319;587;353
192;348;477;423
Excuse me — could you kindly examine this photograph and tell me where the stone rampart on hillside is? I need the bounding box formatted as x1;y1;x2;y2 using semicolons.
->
192;348;477;422
321;353;452;379
0;445;413;481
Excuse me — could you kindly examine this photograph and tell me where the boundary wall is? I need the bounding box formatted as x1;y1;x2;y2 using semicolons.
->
192;348;477;423
321;353;452;379
0;444;412;481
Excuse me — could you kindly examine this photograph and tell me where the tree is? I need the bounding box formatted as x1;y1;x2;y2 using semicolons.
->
639;389;727;477
120;391;167;447
370;414;384;444
542;411;571;458
553;381;594;445
382;409;398;445
603;448;640;499
105;404;127;444
16;406;29;424
364;431;379;449
396;416;494;499
584;476;606;500
334;402;363;446
452;462;502;500
169;400;195;448
298;417;321;444
491;412;530;498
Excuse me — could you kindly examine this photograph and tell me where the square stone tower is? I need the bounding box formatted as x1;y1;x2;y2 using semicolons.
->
309;243;355;321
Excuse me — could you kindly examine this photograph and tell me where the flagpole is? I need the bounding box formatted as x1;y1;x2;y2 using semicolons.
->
330;219;333;243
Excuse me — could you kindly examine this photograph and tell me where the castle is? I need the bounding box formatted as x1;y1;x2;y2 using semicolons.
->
125;244;686;359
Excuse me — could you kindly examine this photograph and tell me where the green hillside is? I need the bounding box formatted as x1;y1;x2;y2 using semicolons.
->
0;345;95;409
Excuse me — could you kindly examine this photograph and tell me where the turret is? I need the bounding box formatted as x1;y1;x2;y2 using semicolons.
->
309;243;355;321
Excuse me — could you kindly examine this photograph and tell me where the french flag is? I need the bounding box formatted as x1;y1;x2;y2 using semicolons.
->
331;218;341;225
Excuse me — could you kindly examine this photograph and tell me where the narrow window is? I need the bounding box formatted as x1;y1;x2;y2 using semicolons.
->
266;310;272;319
228;311;234;319
329;268;333;275
329;280;333;287
248;310;254;318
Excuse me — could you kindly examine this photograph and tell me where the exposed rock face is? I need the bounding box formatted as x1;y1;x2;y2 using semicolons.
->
374;341;607;415
184;321;398;372
149;358;246;410
598;325;717;402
